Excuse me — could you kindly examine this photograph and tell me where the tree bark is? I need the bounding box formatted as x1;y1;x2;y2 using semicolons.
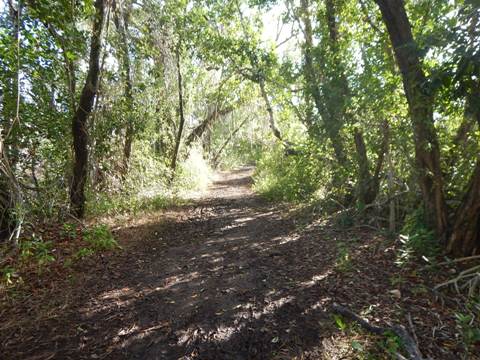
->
374;0;448;238
0;138;13;241
259;78;282;142
113;0;134;174
185;74;235;148
70;0;105;218
299;0;347;165
325;0;339;48
354;129;372;206
0;0;21;240
185;105;234;148
448;81;480;256
448;158;480;256
323;0;349;165
353;121;388;206
332;303;425;360
387;145;396;232
299;0;323;117
170;44;185;181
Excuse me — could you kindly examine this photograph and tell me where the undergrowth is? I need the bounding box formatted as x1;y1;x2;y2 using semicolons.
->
1;146;213;293
396;208;440;266
454;298;480;356
0;223;118;292
253;142;325;202
333;313;404;359
88;146;211;217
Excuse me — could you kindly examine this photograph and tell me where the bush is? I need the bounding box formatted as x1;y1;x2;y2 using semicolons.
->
253;142;329;202
87;145;211;217
83;224;119;251
19;235;55;266
216;139;263;169
396;208;440;265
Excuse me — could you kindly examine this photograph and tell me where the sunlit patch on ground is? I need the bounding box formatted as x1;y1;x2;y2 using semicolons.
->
299;272;332;288
1;168;468;359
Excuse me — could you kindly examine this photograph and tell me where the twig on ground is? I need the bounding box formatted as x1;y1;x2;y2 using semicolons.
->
436;255;480;267
332;303;425;360
65;212;87;229
434;264;480;297
407;313;420;352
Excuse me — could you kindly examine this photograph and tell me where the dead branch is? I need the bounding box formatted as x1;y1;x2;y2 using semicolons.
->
436;254;480;267
212;117;249;167
434;264;480;297
332;303;425;360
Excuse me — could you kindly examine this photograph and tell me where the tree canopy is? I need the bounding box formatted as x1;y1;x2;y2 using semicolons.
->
1;0;480;358
1;0;479;253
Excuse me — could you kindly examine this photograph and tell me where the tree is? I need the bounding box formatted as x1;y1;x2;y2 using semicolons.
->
169;42;186;180
0;0;23;242
112;0;134;175
375;0;480;255
297;0;350;166
184;73;237;148
354;121;389;207
70;0;106;218
445;5;480;255
374;0;448;238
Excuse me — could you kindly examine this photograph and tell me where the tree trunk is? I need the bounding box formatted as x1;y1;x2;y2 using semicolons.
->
0;138;13;241
203;126;212;155
299;0;347;165
1;0;21;240
170;44;185;181
236;2;291;151
325;0;339;47
354;129;375;207
323;0;349;166
185;74;235;148
70;0;105;218
113;0;134;174
299;0;323;116
259;79;282;142
353;121;388;206
448;158;480;256
374;0;448;238
185;105;234;148
447;81;480;256
387;146;396;232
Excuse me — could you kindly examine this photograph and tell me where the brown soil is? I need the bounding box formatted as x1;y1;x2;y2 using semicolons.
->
1;168;473;359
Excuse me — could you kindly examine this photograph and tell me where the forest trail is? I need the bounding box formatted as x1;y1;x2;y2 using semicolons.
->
3;1;478;358
5;168;461;359
81;167;339;359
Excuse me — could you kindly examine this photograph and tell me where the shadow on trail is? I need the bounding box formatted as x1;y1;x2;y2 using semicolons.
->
66;169;346;359
212;175;253;189
10;168;395;359
4;168;463;360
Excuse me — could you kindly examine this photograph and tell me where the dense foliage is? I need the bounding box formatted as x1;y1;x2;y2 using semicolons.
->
0;0;479;260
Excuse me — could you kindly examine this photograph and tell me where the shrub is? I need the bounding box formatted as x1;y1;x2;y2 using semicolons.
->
19;235;55;266
396;208;440;265
254;141;331;202
83;224;119;251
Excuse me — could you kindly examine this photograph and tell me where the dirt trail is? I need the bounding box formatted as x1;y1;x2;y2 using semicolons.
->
85;167;334;359
4;168;464;359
